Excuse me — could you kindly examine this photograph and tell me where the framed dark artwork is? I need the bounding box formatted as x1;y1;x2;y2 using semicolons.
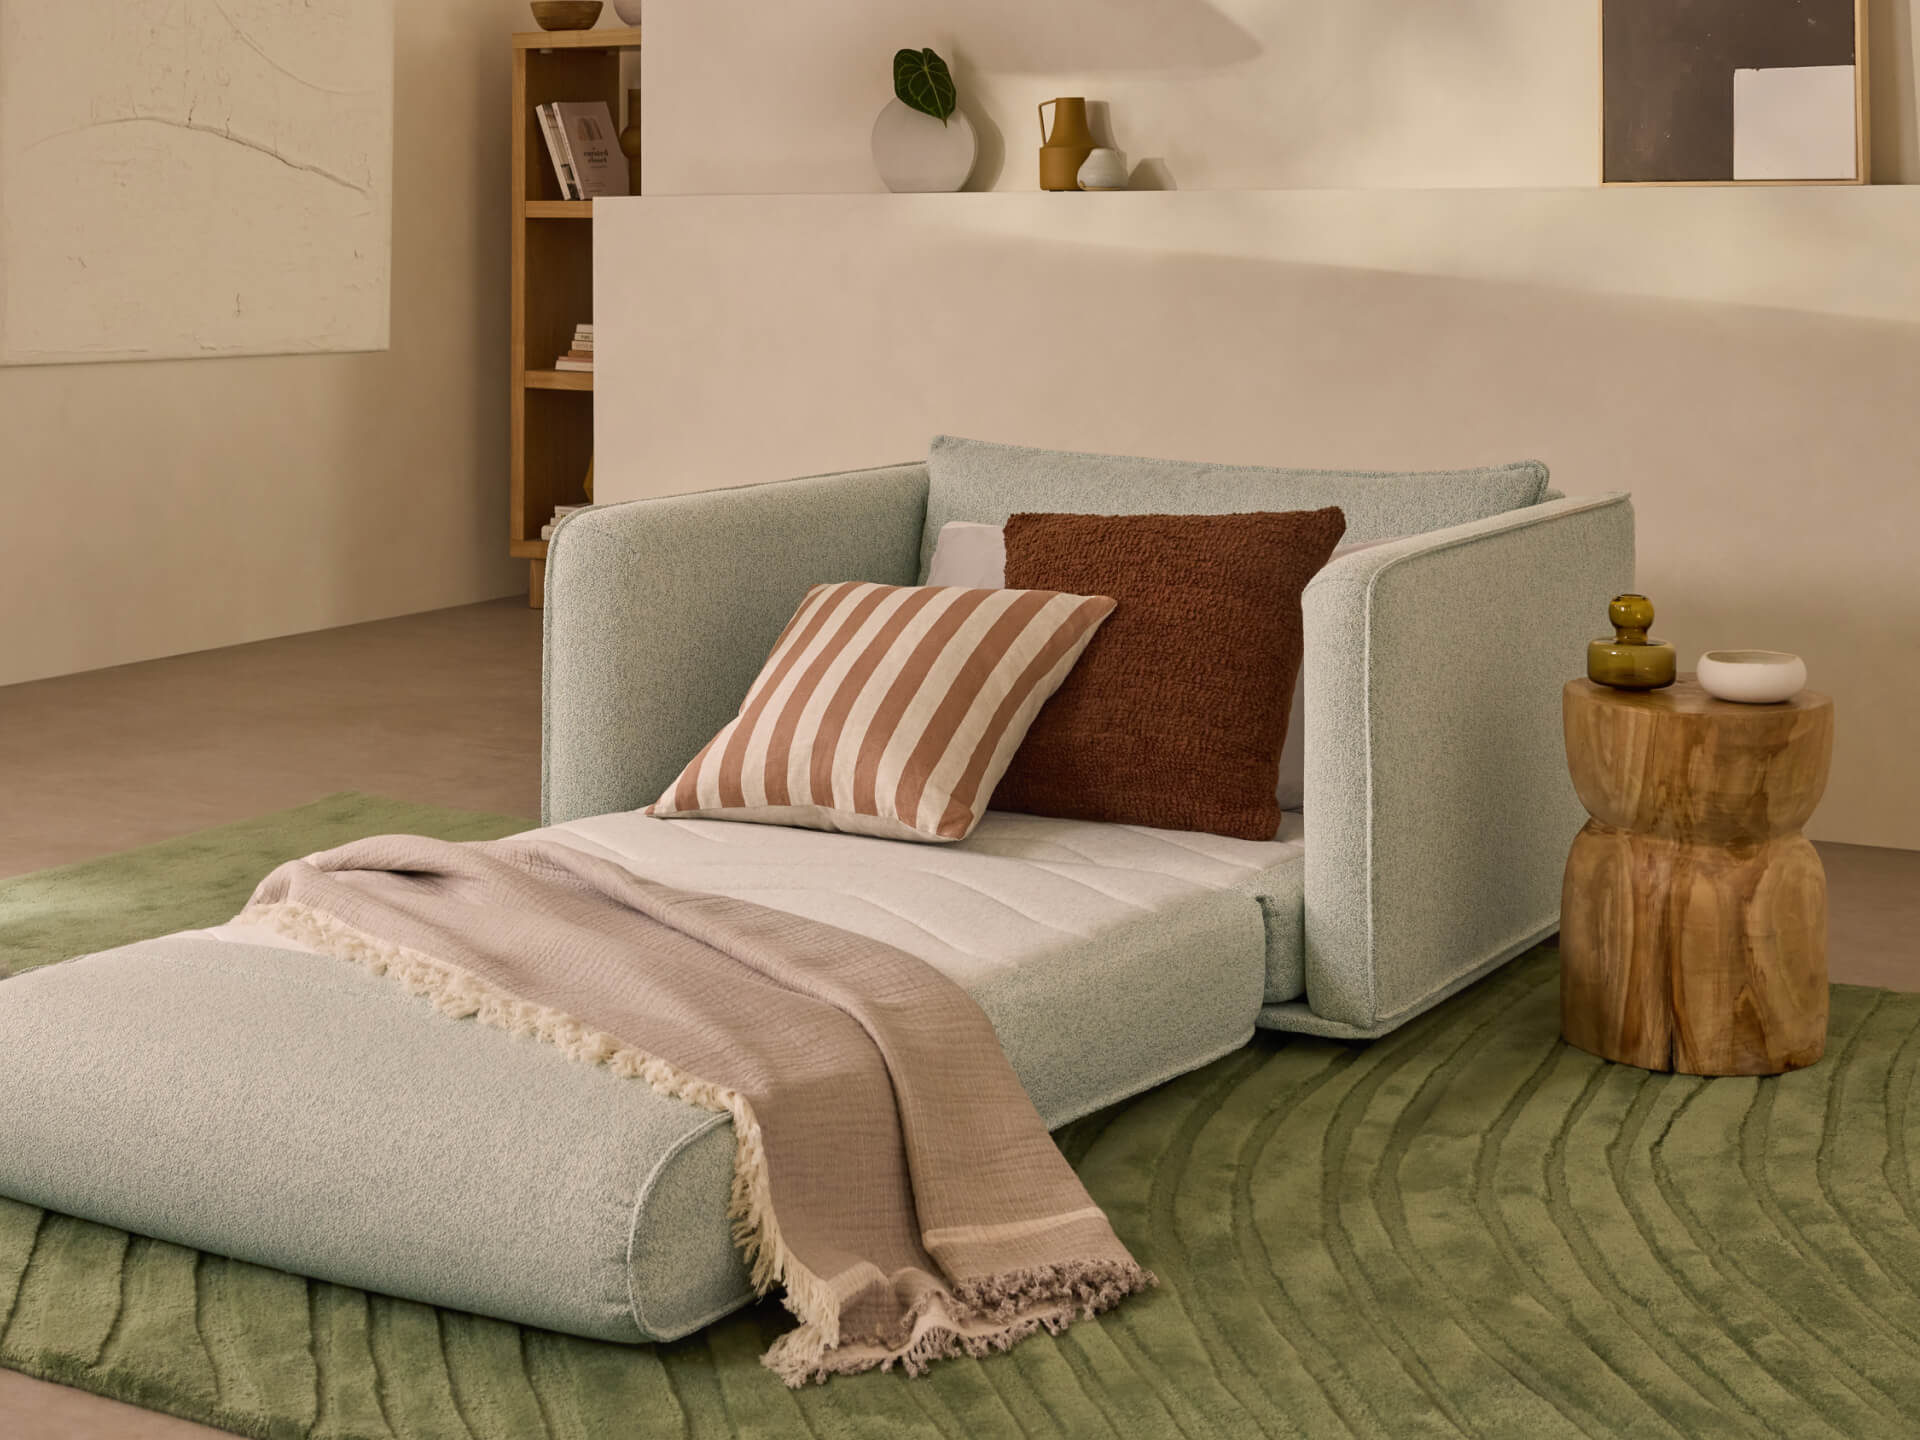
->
1601;0;1869;185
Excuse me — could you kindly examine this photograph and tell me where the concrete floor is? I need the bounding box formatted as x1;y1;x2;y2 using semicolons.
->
1;597;1916;1437
0;598;543;879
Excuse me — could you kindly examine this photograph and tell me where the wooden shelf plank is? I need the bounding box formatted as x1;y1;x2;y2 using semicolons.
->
510;539;550;560
526;200;594;219
514;26;640;51
525;369;594;391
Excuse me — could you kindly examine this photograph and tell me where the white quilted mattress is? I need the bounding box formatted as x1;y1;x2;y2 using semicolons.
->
551;808;1302;979
543;808;1305;1122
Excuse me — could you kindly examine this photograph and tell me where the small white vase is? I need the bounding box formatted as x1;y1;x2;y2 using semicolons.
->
612;0;643;22
1077;148;1128;191
1697;649;1807;704
870;100;976;193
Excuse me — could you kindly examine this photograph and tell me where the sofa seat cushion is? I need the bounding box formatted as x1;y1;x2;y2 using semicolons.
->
545;808;1312;1026
0;811;1296;1343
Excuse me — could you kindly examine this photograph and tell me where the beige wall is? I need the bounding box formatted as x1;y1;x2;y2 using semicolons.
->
642;0;1920;192
0;0;529;689
611;4;1920;850
594;192;1920;850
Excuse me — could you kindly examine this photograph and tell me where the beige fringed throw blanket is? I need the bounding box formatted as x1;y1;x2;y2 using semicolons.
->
240;834;1152;1384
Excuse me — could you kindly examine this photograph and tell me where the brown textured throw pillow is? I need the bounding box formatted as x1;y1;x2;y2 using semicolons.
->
994;508;1347;840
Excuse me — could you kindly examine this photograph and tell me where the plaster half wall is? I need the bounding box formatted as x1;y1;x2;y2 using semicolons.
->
593;191;1920;850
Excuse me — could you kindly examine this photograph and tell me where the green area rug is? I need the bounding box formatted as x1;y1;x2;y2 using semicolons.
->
4;798;1920;1438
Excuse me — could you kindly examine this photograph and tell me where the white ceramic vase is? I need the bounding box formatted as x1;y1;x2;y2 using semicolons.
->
1697;649;1807;703
870;100;976;193
1077;148;1128;190
612;0;643;23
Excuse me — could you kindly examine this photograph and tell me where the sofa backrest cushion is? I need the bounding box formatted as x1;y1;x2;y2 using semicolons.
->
918;435;1550;580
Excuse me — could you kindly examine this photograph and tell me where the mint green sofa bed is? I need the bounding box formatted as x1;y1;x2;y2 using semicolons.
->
544;437;1636;1039
0;438;1634;1350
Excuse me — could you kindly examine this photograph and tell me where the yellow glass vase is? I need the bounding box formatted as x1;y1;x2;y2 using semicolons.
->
1587;593;1677;690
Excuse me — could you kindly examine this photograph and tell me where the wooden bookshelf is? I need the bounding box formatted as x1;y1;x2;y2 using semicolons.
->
525;369;595;391
510;25;640;608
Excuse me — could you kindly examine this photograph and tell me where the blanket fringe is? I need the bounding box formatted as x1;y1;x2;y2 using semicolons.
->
954;1258;1157;1325
238;900;844;1347
763;1257;1156;1387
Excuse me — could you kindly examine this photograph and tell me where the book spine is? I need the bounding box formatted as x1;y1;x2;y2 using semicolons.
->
535;104;562;196
535;104;578;199
551;106;585;202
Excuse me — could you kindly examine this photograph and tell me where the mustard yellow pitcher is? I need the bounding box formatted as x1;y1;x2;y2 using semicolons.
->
1038;98;1095;191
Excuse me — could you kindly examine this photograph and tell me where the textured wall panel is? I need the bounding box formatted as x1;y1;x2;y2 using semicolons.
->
0;0;394;364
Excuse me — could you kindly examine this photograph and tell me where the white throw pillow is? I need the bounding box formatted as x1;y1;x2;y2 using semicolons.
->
924;520;1398;815
924;521;1006;588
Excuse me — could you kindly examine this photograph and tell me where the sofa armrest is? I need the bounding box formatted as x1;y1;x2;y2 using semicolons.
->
542;464;930;825
1290;494;1635;1036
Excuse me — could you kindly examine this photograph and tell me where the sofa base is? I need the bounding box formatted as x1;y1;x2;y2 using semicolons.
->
1255;922;1560;1040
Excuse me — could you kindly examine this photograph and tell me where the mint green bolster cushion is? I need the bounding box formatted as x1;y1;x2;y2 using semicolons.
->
0;940;743;1343
0;885;1265;1344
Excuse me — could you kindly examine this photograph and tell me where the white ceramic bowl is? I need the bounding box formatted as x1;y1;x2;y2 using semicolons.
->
1697;649;1806;704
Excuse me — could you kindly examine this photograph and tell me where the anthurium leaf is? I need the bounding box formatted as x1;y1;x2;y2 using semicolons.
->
893;48;957;125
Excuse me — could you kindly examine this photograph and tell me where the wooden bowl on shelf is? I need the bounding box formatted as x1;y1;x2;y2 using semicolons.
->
530;0;602;30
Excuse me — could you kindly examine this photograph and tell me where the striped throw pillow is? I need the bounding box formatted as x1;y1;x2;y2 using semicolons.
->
648;582;1116;842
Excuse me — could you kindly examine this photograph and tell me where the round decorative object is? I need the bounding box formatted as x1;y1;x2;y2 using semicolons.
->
1586;592;1676;690
618;86;643;192
1697;648;1806;704
1077;148;1129;190
530;0;602;31
870;99;976;193
612;0;643;22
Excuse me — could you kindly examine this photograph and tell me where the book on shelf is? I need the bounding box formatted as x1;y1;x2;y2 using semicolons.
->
550;102;629;198
540;503;593;541
554;321;594;370
535;104;580;199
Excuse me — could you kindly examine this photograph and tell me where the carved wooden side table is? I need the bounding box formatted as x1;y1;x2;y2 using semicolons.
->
1559;677;1834;1075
